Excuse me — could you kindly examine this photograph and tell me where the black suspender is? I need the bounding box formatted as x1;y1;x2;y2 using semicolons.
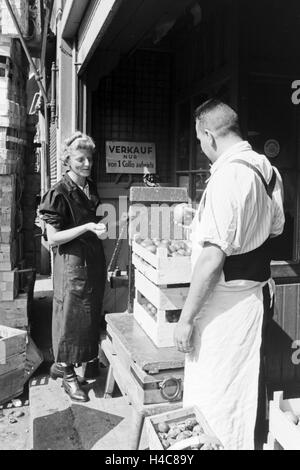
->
229;159;277;199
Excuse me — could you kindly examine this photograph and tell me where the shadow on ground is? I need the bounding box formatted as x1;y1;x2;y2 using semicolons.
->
33;404;124;450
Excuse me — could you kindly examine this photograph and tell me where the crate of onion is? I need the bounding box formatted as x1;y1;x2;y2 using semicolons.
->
134;269;189;348
145;406;224;450
132;236;192;285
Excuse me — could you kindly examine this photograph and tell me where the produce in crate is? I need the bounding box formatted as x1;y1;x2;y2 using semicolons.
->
136;238;191;257
155;416;224;450
138;293;181;324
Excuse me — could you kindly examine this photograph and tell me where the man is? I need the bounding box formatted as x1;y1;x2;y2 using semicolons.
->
174;99;285;450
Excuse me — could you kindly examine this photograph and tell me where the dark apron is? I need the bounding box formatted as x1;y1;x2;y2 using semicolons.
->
52;174;106;364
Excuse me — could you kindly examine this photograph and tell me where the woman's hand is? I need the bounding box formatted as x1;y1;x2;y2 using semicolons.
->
86;222;107;239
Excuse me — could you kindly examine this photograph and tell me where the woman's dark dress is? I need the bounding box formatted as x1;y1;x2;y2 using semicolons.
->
39;172;106;364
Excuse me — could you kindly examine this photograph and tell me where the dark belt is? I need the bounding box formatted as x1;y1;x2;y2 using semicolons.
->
223;238;271;282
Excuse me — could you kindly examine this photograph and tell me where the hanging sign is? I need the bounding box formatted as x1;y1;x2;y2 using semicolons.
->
106;141;156;174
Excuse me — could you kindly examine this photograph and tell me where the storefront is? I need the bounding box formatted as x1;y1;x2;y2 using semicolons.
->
53;0;300;391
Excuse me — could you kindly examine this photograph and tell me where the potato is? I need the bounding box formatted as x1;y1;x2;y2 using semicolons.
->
178;423;187;432
178;241;187;250
176;432;186;442
168;245;176;253
177;249;186;256
146;245;157;254
192;424;204;435
151;306;157;315
172;243;181;251
135;236;142;244
158;422;170;433
160;239;170;246
141;238;153;247
185;418;198;430
284;411;299;425
167;427;181;439
182;430;193;438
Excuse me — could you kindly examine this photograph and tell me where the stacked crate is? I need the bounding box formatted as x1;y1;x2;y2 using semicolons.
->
132;238;192;348
0;36;29;328
130;187;192;348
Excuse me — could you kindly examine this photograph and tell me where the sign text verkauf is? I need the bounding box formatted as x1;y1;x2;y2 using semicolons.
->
106;141;156;174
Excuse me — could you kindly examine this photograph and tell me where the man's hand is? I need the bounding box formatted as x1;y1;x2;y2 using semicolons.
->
173;203;196;229
174;319;194;353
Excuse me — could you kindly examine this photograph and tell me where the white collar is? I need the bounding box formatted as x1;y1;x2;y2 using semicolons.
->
210;141;253;176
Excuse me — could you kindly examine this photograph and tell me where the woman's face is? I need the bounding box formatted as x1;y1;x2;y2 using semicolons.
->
68;148;93;178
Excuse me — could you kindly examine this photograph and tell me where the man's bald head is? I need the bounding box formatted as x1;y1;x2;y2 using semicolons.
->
194;99;242;138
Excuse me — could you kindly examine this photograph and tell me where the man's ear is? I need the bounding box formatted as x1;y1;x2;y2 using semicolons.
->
205;129;215;146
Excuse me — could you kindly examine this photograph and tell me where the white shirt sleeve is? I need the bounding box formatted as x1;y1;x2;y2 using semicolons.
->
194;173;239;256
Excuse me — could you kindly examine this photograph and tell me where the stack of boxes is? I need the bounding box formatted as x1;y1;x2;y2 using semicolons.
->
0;36;29;328
0;0;28;36
130;188;192;348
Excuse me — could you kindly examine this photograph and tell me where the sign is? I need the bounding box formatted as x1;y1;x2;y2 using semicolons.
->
106;141;156;174
264;139;280;159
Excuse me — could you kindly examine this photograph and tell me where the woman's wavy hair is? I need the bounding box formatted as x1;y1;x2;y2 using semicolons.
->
61;131;96;165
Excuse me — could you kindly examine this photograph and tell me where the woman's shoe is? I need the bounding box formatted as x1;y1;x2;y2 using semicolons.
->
50;363;87;384
63;374;89;402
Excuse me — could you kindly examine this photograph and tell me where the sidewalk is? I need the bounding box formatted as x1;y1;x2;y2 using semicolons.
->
29;275;147;450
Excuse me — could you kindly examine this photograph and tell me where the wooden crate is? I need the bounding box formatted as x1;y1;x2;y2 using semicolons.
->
0;292;28;329
135;269;189;310
133;297;179;349
0;324;26;404
145;406;224;450
132;240;192;285
104;313;185;406
133;269;190;348
0;269;18;300
267;391;300;450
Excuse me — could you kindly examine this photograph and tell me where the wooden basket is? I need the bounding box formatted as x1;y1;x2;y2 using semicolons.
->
145;406;224;450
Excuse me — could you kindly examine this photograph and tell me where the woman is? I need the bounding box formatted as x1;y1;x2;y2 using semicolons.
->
39;132;107;402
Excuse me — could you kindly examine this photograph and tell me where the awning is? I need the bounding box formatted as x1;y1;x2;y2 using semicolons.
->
62;0;197;86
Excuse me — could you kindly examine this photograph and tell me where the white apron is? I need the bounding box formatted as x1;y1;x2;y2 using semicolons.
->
183;200;269;450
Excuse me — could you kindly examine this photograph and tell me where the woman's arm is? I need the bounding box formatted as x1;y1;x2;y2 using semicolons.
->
46;222;106;247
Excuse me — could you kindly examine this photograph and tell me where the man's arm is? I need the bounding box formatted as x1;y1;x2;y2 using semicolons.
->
174;243;226;353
